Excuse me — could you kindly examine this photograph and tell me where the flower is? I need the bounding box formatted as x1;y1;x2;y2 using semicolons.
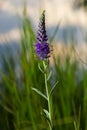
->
35;10;50;60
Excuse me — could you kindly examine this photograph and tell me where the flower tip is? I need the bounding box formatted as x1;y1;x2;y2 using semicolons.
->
40;10;45;19
42;10;45;14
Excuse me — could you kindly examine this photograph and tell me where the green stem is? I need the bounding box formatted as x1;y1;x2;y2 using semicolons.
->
43;61;53;130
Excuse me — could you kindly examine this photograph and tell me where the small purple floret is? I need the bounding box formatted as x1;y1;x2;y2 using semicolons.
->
35;10;50;60
36;42;50;60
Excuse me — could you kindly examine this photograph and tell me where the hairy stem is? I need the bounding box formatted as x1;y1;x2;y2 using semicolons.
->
43;61;53;130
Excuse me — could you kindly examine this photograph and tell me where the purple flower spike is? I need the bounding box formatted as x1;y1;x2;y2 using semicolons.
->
35;10;50;60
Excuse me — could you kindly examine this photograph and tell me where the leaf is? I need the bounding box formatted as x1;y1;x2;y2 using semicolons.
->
31;87;47;100
43;109;52;128
74;121;77;130
43;109;50;120
43;61;47;70
49;81;59;97
0;101;13;114
47;71;52;81
38;64;44;73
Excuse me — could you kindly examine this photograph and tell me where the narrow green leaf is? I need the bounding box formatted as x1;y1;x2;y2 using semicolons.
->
38;63;44;73
32;87;47;100
0;102;13;114
43;109;50;120
43;61;47;70
49;81;59;97
74;121;77;130
47;71;52;81
43;109;52;128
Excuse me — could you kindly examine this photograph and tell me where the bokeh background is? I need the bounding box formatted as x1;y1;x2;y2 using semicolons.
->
0;0;87;44
0;0;87;130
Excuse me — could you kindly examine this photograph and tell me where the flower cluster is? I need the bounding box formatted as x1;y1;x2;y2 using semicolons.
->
35;10;50;60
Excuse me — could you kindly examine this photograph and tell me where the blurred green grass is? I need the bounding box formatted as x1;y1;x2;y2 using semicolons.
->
0;6;87;130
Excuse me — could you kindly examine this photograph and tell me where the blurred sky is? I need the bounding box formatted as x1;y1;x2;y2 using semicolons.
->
0;0;87;44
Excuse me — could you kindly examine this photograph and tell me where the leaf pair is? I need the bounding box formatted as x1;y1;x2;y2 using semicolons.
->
31;80;58;100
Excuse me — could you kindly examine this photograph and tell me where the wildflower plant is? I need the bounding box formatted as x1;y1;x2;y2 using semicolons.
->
32;10;58;130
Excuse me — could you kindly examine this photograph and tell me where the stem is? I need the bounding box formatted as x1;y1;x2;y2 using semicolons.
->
43;61;53;130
